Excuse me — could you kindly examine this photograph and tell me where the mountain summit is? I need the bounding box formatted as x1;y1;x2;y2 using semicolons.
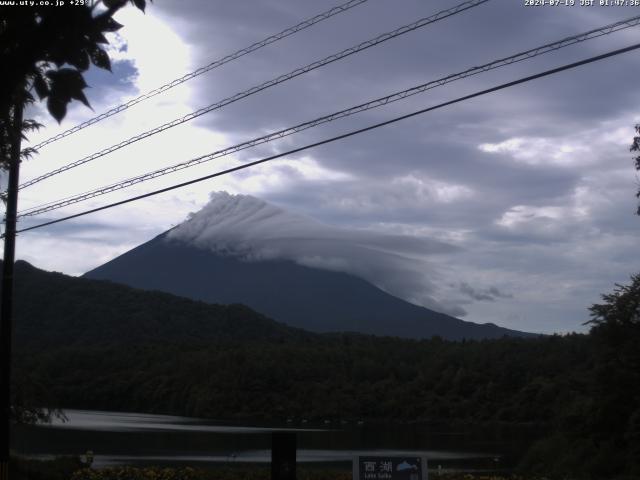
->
85;192;534;340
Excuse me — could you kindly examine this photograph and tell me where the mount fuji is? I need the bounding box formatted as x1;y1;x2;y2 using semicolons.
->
84;192;534;340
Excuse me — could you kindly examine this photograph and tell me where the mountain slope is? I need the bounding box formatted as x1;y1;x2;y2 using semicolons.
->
85;233;534;340
6;260;311;351
7;259;590;430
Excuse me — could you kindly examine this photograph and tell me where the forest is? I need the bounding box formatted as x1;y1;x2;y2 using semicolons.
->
6;261;640;479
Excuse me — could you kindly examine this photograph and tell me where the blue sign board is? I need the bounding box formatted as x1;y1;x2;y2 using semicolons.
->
353;456;428;480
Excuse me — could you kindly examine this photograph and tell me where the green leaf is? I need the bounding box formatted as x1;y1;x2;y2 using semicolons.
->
68;49;90;72
71;89;91;109
22;119;43;133
32;73;49;100
89;46;111;71
92;32;109;45
102;17;123;33
46;68;92;116
47;68;88;91
103;0;127;7
131;0;146;12
20;147;39;161
47;97;67;123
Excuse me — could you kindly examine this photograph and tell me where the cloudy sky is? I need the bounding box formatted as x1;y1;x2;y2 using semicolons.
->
10;0;640;334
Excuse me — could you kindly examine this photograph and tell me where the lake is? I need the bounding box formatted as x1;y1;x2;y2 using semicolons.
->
13;409;536;473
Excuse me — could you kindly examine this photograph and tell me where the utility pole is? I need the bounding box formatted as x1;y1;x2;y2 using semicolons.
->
0;100;24;480
271;432;296;480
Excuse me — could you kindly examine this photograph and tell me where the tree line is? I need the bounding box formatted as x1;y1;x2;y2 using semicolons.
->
7;261;639;478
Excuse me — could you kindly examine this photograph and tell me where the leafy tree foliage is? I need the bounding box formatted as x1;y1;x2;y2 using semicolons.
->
589;274;640;328
586;275;640;477
0;0;150;168
0;0;151;427
631;125;640;215
11;261;640;478
8;261;596;474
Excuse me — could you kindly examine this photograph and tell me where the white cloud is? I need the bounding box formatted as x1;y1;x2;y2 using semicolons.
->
495;203;586;230
478;137;591;167
393;174;473;203
222;155;353;195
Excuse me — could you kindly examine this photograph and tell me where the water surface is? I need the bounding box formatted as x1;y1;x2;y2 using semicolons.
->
13;409;530;472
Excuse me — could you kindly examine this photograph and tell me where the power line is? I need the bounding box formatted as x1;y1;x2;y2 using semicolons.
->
14;42;640;236
17;14;640;218
18;0;490;191
30;0;372;151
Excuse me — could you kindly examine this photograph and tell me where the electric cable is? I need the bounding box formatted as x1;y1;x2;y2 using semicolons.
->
18;0;490;190
14;41;640;235
17;14;640;218
31;0;372;151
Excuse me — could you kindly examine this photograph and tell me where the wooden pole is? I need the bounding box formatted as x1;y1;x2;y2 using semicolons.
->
271;432;296;480
0;101;23;480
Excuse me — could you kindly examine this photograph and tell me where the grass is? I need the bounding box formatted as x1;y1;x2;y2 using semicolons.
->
11;455;84;480
8;457;565;480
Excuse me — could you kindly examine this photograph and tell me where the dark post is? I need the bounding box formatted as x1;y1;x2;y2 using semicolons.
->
271;432;296;480
0;101;23;480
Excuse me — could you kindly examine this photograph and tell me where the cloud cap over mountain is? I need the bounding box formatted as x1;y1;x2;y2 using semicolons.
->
168;191;467;317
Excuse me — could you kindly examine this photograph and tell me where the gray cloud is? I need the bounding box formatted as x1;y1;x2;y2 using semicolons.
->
17;0;640;334
459;282;513;302
168;191;467;317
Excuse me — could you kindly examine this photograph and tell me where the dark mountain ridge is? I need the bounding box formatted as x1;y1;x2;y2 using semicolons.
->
84;233;536;340
5;259;311;351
